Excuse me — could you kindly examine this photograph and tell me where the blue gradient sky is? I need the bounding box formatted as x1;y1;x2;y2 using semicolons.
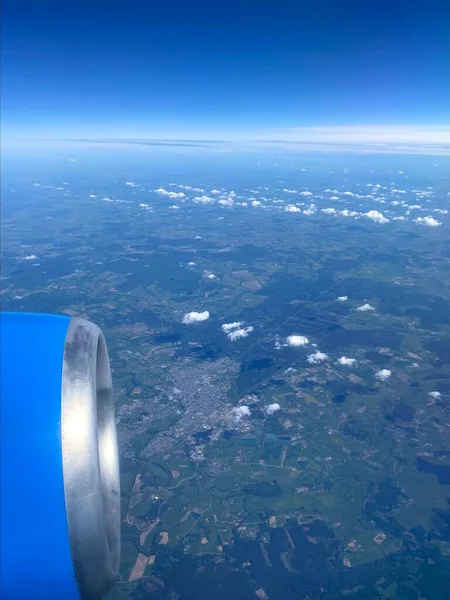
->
2;0;449;140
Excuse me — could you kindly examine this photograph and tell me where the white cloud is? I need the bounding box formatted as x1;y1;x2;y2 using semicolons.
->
218;198;234;206
283;188;297;193
415;216;442;227
210;189;221;194
337;296;348;301
321;208;337;214
205;273;216;279
286;335;309;347
357;304;375;312
337;356;357;366
169;205;180;209
375;369;392;381
266;403;281;415
307;351;329;364
299;191;313;196
343;191;355;196
251;200;262;207
285;204;302;212
340;209;360;217
125;181;137;187
187;261;196;266
154;187;185;199
227;326;254;341
330;195;339;200
193;195;214;204
89;194;97;198
364;210;389;224
24;254;37;260
303;208;315;215
232;406;251;421
428;391;441;399
182;311;210;324
221;322;243;333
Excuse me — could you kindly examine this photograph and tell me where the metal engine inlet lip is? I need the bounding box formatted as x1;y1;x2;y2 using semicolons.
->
61;317;120;600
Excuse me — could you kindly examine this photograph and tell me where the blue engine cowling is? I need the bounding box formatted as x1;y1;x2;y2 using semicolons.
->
0;312;121;600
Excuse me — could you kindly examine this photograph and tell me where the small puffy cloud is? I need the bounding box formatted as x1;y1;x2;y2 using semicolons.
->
222;321;254;341
286;335;309;347
193;195;214;204
321;208;337;214
205;273;216;279
330;195;339;200
169;205;180;209
307;351;328;364
303;208;315;215
266;403;281;415
343;191;355;196
340;209;360;217
103;197;114;202
187;261;196;266
89;194;97;198
428;391;441;399
364;210;389;224
251;200;262;207
154;187;185;199
283;188;298;193
357;304;375;312
299;190;313;196
182;311;210;324
218;198;234;206
178;185;204;191
375;369;392;381
285;204;302;212
210;189;221;194
139;203;151;209
415;216;442;227
24;254;38;260
228;326;254;341
392;216;406;221
337;356;357;366
337;296;348;301
232;406;251;421
221;322;243;333
125;181;137;187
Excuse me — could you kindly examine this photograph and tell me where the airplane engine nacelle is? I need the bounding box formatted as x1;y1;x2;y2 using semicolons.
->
0;313;121;600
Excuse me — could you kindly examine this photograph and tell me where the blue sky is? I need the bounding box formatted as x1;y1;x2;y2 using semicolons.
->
2;0;449;142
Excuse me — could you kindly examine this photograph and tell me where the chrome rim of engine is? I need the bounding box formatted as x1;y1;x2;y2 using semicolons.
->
61;317;120;599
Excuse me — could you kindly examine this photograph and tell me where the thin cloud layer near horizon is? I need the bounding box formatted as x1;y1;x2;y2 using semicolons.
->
2;1;449;146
